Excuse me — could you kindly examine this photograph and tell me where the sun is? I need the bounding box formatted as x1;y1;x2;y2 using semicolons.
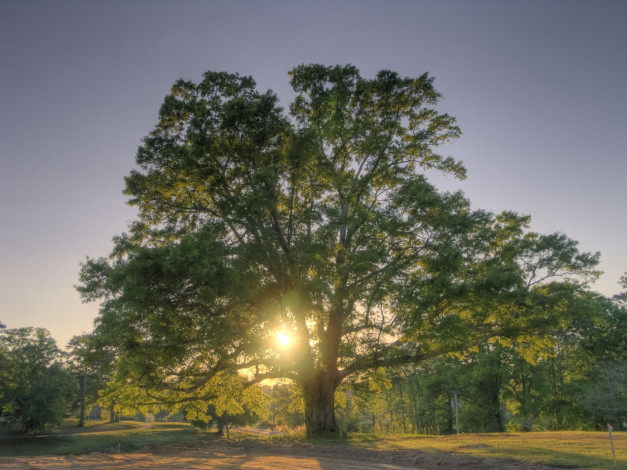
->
276;331;292;348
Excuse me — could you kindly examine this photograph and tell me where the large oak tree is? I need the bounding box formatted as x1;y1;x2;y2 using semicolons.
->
78;65;599;435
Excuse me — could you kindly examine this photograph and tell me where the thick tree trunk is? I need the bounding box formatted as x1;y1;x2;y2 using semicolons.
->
302;371;339;437
109;404;119;423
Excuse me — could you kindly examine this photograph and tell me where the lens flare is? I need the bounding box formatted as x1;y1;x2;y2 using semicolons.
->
276;331;291;348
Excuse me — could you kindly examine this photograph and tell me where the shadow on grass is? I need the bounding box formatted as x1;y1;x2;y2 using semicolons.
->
0;425;215;458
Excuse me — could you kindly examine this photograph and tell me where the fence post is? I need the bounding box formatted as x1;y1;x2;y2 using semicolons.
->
608;424;616;466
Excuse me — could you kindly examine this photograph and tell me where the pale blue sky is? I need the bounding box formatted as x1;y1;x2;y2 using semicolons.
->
1;0;625;347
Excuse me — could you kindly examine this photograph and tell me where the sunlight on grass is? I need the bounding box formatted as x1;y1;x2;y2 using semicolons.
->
344;431;625;469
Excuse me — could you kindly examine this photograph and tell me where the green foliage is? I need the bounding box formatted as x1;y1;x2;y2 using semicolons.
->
66;334;111;425
573;292;627;428
395;361;458;434
0;328;77;434
95;369;269;431
351;288;626;434
183;373;270;425
77;65;600;435
613;272;627;306
578;361;626;427
263;382;305;429
458;345;508;432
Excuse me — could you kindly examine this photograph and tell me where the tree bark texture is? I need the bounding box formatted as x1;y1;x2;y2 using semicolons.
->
302;371;339;436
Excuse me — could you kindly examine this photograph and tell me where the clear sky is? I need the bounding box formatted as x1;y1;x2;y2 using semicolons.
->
1;0;625;348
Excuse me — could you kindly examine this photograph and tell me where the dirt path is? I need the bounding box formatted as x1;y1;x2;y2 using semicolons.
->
0;438;563;469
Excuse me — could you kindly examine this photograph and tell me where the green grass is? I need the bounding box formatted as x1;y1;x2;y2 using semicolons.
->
0;419;213;457
232;428;625;468
340;431;625;469
1;421;624;469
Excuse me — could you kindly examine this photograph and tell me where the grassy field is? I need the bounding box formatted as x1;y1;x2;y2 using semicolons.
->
1;420;624;469
338;431;625;469
0;420;209;457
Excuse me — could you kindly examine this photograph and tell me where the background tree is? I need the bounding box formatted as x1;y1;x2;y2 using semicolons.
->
67;335;89;426
264;382;305;430
575;288;627;428
78;65;599;436
612;273;627;307
67;334;117;425
0;322;6;417
376;288;625;433
0;328;76;434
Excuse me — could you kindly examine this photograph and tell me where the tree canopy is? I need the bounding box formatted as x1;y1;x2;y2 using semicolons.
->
78;65;600;435
0;327;76;434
